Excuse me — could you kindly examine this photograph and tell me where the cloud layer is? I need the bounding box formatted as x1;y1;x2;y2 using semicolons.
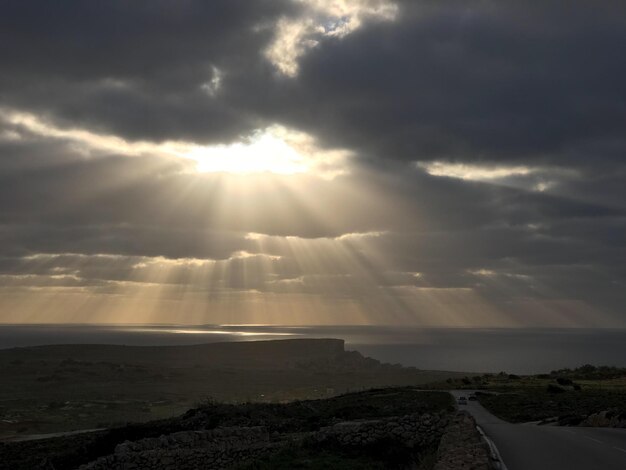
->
0;0;624;326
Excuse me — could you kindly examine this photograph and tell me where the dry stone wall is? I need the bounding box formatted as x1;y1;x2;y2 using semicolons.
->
115;426;268;453
434;412;495;470
77;410;497;470
315;411;448;448
78;427;278;470
581;409;626;428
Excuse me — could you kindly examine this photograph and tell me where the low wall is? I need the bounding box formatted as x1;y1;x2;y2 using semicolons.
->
316;411;448;448
78;427;277;470
79;411;491;470
581;409;626;428
434;412;494;470
115;426;268;453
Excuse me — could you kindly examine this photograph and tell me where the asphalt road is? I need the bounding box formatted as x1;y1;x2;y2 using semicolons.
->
450;390;626;470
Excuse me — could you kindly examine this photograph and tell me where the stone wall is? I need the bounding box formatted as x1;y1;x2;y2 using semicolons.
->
434;412;494;470
77;411;497;470
78;427;279;470
580;409;626;428
115;426;268;453
315;411;448;448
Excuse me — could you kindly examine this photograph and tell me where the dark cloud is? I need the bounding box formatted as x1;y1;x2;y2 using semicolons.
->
0;0;625;325
0;0;298;142
1;1;625;163
278;0;626;168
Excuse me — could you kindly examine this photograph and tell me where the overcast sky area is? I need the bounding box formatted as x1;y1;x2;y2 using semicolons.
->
0;0;625;327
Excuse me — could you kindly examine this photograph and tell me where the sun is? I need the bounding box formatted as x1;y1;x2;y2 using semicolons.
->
2;107;350;179
183;127;309;175
181;125;351;179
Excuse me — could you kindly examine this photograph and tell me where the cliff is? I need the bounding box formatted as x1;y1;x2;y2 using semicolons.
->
0;338;346;369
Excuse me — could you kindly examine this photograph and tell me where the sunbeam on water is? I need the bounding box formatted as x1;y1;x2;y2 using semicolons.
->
1;324;626;374
123;327;300;336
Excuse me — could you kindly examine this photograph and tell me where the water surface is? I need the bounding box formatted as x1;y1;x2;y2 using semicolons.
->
1;324;625;374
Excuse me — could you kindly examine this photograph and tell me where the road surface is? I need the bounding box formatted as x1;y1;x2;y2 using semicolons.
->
451;390;626;470
1;427;105;442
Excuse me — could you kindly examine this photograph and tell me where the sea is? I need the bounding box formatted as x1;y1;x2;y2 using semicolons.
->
1;324;625;375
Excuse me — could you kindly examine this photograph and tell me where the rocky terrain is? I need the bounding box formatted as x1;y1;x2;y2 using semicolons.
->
580;409;626;428
434;413;493;470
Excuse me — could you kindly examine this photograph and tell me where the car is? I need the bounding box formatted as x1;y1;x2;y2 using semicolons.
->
468;394;477;401
458;396;467;405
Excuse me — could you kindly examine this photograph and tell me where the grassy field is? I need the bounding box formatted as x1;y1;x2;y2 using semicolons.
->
477;388;626;424
0;340;464;438
436;365;626;424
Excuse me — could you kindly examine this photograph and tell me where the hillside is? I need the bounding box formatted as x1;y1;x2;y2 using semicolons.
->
0;339;467;438
0;339;347;369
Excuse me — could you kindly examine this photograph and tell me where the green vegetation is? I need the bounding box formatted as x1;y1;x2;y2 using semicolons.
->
0;388;452;470
239;447;389;469
434;364;626;425
236;440;411;469
0;340;465;438
477;389;626;424
235;437;437;470
547;364;626;381
184;388;453;433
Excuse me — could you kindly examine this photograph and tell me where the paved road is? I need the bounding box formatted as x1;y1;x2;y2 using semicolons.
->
450;391;626;470
1;427;105;442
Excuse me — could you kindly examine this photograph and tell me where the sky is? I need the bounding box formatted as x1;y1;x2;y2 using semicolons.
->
0;0;625;327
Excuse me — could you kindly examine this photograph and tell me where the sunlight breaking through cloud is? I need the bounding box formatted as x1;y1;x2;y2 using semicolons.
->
182;125;351;178
265;0;398;76
418;162;535;181
416;161;582;193
2;0;626;329
0;108;351;178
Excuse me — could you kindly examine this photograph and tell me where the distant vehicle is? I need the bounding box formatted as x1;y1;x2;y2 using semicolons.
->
468;395;477;401
458;396;467;405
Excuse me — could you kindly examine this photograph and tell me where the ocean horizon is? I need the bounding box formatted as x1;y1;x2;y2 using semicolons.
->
2;323;625;375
